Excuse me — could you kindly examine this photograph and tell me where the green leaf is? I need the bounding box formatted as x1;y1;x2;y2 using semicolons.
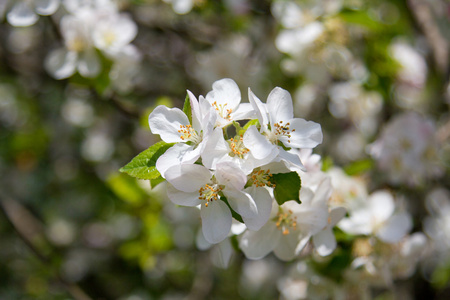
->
120;141;174;180
321;156;334;172
271;172;301;205
107;173;147;206
338;10;384;31
344;159;374;176
150;176;165;189
182;94;192;125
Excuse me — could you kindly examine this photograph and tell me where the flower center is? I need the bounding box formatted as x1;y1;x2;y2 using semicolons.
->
275;209;297;235
212;101;232;121
67;36;86;52
102;30;117;47
249;168;275;188
229;135;249;159
269;121;295;144
178;124;201;144
198;183;222;207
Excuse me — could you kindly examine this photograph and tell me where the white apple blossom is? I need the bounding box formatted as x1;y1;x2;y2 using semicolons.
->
6;0;60;27
239;178;332;261
148;93;216;178
201;127;275;174
312;206;346;256
45;9;100;79
45;0;138;80
243;87;323;170
368;112;444;186
203;78;255;128
165;162;272;244
338;190;412;243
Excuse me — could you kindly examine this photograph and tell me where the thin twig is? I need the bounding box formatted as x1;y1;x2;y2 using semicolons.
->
407;0;449;76
0;196;93;300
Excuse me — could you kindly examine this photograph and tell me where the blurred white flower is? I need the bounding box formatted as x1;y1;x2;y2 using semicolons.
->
339;190;412;243
368;112;444;186
6;0;60;27
328;81;383;136
239;178;331;261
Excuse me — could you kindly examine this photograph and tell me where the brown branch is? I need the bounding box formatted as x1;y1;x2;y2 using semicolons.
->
407;0;449;75
0;196;93;300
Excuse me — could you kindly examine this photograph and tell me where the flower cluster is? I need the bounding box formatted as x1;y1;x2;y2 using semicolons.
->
41;0;140;92
123;78;346;260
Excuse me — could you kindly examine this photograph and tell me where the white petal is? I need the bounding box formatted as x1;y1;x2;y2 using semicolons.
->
7;2;38;27
148;105;190;143
206;78;241;111
201;128;230;169
248;88;269;130
280;118;323;149
201;200;232;244
243;125;277;160
171;0;193;14
267;87;294;124
369;190;395;223
155;143;194;178
230;103;256;121
212;239;233;268
377;213;412;243
34;0;60;15
167;183;202;207
77;48;101;78
329;207;347;227
294;234;311;255
165;164;211;193
338;212;372;235
239;222;280;259
278;149;305;171
241;187;273;231
223;189;257;218
195;229;212;250
45;48;77;79
313;229;337;256
274;233;302;261
187;90;202;131
215;162;247;191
